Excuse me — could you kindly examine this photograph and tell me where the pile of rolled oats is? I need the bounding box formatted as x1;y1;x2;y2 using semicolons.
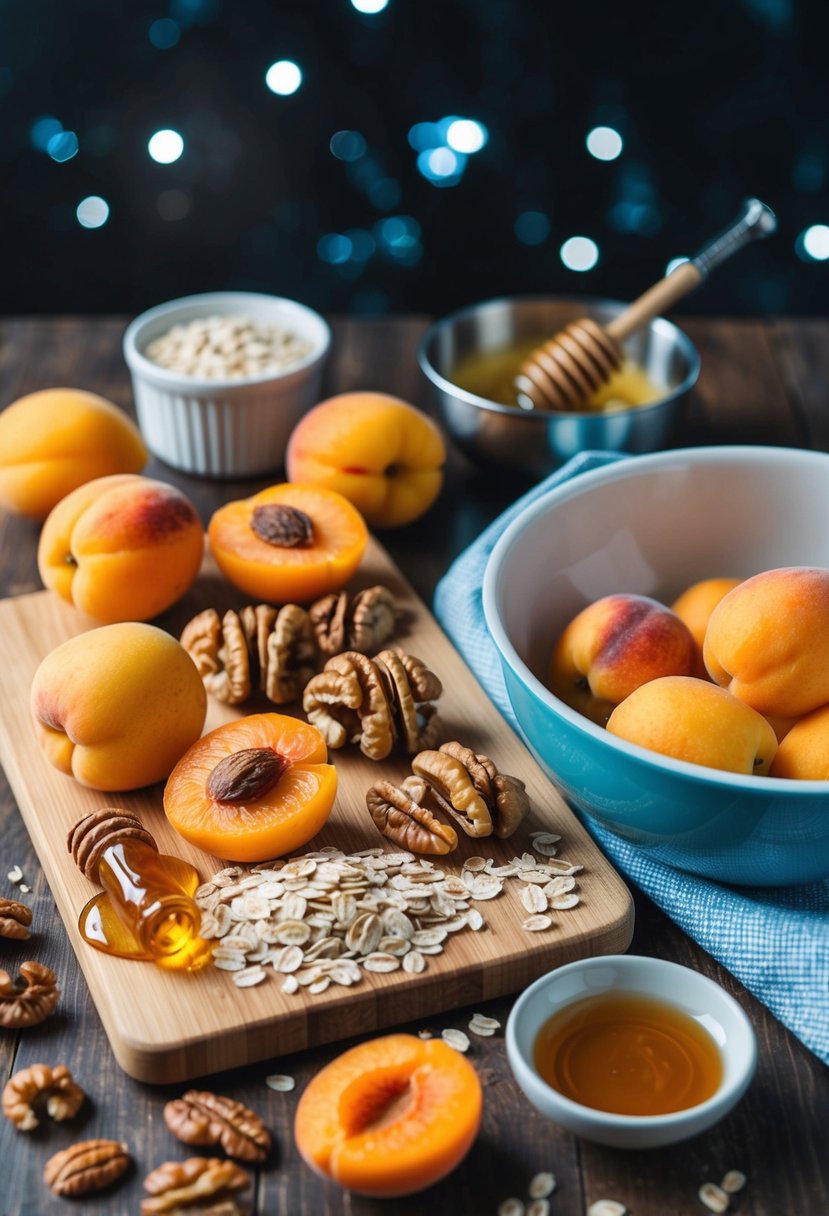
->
144;314;313;380
195;832;582;994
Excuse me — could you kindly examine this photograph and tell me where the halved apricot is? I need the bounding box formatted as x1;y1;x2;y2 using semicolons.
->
208;483;368;604
163;713;337;862
294;1033;483;1197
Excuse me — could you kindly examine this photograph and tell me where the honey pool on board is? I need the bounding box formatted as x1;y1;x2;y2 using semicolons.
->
451;340;663;413
533;991;723;1115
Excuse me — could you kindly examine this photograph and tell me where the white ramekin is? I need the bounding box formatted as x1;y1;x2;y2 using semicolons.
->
123;291;332;478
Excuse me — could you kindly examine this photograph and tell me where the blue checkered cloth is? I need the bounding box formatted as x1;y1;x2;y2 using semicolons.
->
433;451;829;1065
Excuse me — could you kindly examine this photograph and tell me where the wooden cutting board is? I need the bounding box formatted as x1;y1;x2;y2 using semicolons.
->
0;540;633;1083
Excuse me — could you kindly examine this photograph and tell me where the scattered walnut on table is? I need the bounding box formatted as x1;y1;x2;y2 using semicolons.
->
43;1138;131;1197
163;1089;271;1161
141;1157;251;1215
0;961;59;1028
2;1063;85;1131
0;896;32;940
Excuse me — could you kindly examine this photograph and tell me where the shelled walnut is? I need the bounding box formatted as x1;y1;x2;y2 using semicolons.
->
0;961;59;1028
181;586;399;707
141;1157;251;1215
310;585;398;655
366;740;530;854
164;1090;271;1161
43;1139;131;1197
412;741;530;839
3;1063;85;1131
367;775;459;855
0;897;32;940
303;648;443;760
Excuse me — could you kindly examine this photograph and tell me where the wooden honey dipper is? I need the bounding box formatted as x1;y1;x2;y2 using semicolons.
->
515;198;777;412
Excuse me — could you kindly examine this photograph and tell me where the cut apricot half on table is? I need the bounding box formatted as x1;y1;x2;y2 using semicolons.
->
294;1033;482;1197
207;483;368;604
163;713;337;862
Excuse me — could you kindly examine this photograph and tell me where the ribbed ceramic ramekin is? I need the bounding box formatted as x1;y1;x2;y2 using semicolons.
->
123;291;331;478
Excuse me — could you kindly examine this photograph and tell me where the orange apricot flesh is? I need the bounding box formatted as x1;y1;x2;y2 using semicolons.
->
208;483;368;604
163;713;337;862
294;1033;482;1197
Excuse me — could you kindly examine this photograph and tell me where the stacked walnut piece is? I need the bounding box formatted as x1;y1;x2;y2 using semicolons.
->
303;647;443;760
368;740;531;855
181;584;398;706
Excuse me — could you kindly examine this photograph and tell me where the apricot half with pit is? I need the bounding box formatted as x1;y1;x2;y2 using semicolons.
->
208;483;368;604
163;713;337;862
294;1033;482;1197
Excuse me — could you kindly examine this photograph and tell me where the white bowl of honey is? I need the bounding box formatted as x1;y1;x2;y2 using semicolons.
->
505;954;756;1149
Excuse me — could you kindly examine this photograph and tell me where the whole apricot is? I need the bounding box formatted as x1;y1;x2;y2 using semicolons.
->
671;576;742;678
285;391;445;527
294;1033;482;1197
769;704;829;779
703;566;829;717
31;622;207;791
548;594;696;726
38;474;205;622
607;676;778;775
0;388;147;519
208;482;367;604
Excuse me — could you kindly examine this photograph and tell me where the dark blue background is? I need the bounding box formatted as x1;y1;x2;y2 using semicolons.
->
2;0;827;316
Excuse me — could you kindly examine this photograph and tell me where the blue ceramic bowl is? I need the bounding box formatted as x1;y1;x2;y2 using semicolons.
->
482;445;829;886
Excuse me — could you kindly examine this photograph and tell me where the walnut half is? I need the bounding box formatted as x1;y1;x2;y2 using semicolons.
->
44;1139;131;1197
164;1089;271;1161
0;961;59;1029
0;897;32;940
412;741;530;839
367;776;458;855
3;1063;85;1131
141;1157;251;1215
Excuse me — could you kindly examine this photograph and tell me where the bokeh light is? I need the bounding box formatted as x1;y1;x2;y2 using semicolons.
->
30;116;63;151
76;196;109;229
265;60;302;96
157;189;191;221
446;119;488;154
797;224;829;261
560;236;599;272
329;130;366;161
515;210;550;245
317;233;353;264
351;0;389;12
408;121;441;151
148;129;184;164
417;146;464;187
586;126;623;161
47;131;79;163
665;256;690;275
148;18;180;49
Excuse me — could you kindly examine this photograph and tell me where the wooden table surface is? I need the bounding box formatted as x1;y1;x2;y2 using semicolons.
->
1;314;827;1215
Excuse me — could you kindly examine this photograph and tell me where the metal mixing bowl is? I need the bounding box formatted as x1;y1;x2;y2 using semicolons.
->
418;296;700;477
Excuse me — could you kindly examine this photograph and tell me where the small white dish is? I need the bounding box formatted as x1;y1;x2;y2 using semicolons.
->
506;954;757;1149
123;291;331;478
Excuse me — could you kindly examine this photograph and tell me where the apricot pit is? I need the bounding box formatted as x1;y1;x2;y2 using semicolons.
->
163;713;337;862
